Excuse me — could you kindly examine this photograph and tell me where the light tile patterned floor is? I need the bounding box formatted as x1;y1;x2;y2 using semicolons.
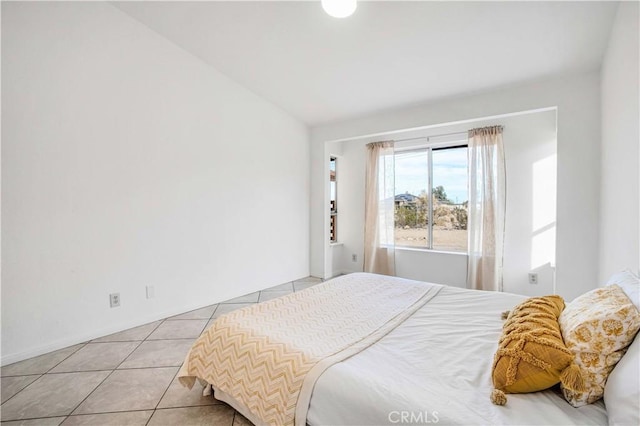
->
0;277;323;426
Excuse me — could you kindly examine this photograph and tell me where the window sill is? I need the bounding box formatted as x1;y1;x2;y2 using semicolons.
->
393;246;468;256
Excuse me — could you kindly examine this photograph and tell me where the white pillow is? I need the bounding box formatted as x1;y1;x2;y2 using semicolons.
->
607;270;640;310
604;335;639;425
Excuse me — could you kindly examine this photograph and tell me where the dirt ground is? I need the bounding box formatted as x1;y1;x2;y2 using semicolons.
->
395;227;467;252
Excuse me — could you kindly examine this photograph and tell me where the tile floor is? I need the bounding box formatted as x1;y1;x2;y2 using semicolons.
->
0;277;323;426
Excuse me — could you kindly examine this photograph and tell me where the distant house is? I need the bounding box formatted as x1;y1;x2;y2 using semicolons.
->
395;192;418;206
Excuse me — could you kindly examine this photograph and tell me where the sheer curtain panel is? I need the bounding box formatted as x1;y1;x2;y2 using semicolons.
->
364;141;396;276
467;126;506;291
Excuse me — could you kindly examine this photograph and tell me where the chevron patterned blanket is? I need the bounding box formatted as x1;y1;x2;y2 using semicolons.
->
178;273;442;426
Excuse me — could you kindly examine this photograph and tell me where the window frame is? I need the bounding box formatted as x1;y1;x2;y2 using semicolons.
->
394;142;468;252
329;156;338;243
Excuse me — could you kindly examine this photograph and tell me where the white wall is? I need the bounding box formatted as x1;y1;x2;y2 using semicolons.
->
327;110;557;295
502;111;558;296
311;71;600;302
599;1;640;283
1;2;309;364
394;249;468;288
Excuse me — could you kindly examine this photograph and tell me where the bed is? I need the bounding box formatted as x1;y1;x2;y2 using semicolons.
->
178;273;609;425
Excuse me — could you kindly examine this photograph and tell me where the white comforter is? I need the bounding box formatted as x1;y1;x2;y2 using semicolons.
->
307;283;607;425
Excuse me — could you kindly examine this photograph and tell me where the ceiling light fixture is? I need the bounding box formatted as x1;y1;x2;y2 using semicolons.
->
322;0;357;18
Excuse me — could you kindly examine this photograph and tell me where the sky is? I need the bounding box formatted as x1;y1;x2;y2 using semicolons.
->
395;147;468;204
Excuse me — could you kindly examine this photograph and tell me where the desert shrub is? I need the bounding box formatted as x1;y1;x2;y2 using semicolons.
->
395;205;416;228
453;206;468;230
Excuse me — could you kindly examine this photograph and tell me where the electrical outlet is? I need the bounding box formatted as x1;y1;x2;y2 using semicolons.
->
109;293;120;308
352;254;357;262
146;286;155;299
528;273;538;285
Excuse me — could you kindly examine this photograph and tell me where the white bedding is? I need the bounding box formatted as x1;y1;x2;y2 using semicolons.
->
306;283;607;425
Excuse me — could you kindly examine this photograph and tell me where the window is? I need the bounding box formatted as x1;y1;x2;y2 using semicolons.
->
330;156;338;243
394;145;468;252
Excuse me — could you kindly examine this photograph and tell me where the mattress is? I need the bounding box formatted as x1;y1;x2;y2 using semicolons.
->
306;283;608;425
180;273;442;426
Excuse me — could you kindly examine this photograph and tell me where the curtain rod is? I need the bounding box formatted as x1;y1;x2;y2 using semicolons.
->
393;130;468;144
426;130;469;141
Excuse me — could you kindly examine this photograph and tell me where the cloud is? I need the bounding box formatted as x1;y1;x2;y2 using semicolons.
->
395;148;468;203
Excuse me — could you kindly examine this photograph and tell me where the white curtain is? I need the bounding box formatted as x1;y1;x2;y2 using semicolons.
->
467;126;506;291
364;141;395;276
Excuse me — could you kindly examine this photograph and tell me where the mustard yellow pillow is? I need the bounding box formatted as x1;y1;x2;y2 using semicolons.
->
491;295;583;405
559;285;640;407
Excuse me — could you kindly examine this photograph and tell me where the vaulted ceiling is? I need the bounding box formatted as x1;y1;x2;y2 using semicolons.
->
114;1;618;126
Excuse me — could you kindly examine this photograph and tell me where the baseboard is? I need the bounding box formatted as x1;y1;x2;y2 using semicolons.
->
331;269;359;278
1;298;222;366
2;274;319;366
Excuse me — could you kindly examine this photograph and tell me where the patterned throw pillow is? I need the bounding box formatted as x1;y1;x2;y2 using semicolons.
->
491;295;583;405
559;285;640;407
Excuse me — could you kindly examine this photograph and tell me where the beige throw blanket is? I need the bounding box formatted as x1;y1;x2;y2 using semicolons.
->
178;273;442;426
